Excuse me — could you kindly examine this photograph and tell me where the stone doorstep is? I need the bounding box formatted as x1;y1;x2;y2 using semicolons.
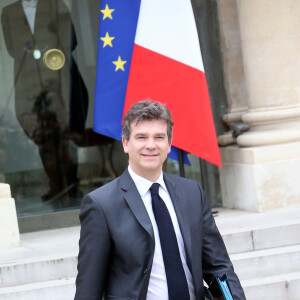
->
230;244;300;280
0;278;76;300
0;226;79;288
0;254;77;288
242;272;300;300
1;273;300;300
215;207;300;233
222;222;300;254
1;245;298;287
1;238;299;289
215;207;300;254
0;226;80;264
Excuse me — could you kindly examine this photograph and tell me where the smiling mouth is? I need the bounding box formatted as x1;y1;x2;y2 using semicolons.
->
141;154;158;157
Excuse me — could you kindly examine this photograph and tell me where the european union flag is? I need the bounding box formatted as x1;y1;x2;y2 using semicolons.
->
93;0;141;140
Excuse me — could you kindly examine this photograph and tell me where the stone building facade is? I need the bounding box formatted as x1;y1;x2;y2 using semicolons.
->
217;0;300;212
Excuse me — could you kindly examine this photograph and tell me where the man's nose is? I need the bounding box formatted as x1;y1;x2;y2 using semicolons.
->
146;138;156;149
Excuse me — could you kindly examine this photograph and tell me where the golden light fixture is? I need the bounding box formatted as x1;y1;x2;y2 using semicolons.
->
43;49;65;71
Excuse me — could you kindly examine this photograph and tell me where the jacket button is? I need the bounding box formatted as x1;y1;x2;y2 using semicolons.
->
144;268;148;274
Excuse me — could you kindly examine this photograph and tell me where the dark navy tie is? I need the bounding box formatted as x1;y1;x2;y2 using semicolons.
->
150;183;190;300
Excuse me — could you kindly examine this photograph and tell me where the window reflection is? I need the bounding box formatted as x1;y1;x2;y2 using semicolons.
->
1;0;88;205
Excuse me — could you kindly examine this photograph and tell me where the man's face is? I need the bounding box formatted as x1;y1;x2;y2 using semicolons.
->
122;119;171;181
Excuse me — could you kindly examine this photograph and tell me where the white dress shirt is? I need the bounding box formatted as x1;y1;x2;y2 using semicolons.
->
128;166;196;300
22;0;38;34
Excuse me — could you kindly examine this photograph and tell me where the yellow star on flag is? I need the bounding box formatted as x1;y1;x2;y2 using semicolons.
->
113;56;127;71
100;32;115;47
100;4;115;20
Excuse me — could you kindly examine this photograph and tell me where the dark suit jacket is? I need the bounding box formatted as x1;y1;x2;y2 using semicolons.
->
75;169;245;300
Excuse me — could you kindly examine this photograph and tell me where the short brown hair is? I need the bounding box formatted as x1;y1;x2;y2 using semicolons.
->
122;100;173;142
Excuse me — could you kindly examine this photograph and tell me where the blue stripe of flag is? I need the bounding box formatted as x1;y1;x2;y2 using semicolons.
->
93;0;141;140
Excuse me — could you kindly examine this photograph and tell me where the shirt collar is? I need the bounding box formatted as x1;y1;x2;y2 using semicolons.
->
22;0;38;9
128;166;167;198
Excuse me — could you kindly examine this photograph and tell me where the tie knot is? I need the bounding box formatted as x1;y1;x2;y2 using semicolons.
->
150;183;160;196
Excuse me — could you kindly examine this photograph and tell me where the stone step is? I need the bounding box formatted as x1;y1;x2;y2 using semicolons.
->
0;227;78;288
0;278;75;300
0;254;77;288
222;221;300;254
1;209;299;298
231;244;300;280
242;272;300;300
215;207;300;254
2;272;300;300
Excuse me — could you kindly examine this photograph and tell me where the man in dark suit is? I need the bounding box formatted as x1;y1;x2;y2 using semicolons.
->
75;100;245;300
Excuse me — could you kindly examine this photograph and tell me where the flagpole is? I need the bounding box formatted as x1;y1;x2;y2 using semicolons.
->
178;149;185;178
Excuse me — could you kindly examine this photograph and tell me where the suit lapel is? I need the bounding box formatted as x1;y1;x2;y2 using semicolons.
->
15;1;33;40
34;0;54;43
164;173;193;271
120;169;155;241
34;0;45;36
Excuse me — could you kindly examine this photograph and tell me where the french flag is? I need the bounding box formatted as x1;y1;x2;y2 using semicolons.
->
93;0;221;167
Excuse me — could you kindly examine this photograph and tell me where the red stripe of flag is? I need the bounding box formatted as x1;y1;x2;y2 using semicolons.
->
124;44;221;167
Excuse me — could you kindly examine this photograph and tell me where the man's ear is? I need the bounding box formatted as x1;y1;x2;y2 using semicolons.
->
122;136;129;154
168;140;172;154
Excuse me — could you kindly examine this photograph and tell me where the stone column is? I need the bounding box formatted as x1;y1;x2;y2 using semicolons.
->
217;0;248;146
236;0;300;147
0;183;20;249
218;0;300;211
